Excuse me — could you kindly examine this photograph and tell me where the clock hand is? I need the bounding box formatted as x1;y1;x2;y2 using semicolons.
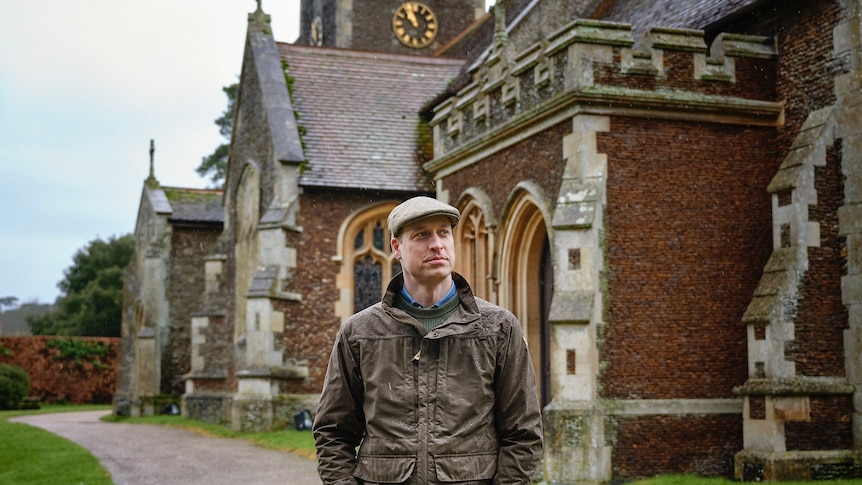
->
404;2;419;28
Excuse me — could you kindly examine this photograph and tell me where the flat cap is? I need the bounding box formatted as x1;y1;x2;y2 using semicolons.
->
388;196;460;237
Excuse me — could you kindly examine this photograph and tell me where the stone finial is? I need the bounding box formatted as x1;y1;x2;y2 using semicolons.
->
145;139;159;188
493;0;508;45
249;0;271;26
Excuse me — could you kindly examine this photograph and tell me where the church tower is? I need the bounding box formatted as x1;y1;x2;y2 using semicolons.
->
298;0;485;55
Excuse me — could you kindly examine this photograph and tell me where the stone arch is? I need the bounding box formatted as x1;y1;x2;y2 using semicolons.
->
454;188;497;301
234;161;261;341
333;201;400;323
498;182;553;404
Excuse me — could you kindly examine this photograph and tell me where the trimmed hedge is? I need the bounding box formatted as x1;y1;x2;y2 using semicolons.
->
0;363;29;410
0;337;117;404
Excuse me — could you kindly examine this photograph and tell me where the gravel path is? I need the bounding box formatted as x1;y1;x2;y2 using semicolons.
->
10;410;322;485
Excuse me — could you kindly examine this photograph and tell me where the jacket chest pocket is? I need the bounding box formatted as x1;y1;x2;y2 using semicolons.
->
439;335;496;386
435;336;497;437
359;337;418;438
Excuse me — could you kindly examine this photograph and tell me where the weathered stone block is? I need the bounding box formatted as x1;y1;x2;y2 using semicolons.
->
711;33;777;59
839;204;862;235
764;248;798;272
846;173;862;204
753;271;788;297
842;274;862;304
735;449;862;481
548;291;594;324
841;135;862;175
773;396;810;421
643;26;706;53
768;164;804;192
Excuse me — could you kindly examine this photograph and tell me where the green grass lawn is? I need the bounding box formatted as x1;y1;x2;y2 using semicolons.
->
0;405;114;485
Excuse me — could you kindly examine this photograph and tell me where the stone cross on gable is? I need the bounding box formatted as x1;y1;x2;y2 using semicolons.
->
145;139;159;188
249;0;271;25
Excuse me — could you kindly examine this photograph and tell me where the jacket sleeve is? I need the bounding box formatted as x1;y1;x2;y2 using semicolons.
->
312;325;365;485
493;314;544;484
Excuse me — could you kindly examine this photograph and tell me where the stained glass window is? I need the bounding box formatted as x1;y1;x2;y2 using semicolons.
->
354;256;382;311
349;212;399;313
373;222;385;250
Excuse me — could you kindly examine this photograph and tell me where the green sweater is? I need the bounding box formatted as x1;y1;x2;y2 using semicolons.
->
396;292;461;332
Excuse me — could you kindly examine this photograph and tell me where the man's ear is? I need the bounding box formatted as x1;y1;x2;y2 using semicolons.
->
391;237;402;260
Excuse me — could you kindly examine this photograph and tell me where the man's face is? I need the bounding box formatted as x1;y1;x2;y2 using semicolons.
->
392;215;456;287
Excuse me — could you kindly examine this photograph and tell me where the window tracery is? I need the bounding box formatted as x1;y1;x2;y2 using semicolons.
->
334;204;399;318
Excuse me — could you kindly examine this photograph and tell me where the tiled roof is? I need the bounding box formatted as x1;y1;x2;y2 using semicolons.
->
591;0;764;39
279;44;465;192
161;187;224;223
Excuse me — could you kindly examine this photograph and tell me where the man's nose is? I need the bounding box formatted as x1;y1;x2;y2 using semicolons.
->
429;233;444;248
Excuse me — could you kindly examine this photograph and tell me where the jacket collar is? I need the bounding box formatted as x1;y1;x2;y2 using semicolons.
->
383;272;480;316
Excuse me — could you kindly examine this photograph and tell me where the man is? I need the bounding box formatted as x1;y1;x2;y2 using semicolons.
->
313;196;543;484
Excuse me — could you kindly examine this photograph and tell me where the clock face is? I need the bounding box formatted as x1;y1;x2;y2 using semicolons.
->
392;2;438;49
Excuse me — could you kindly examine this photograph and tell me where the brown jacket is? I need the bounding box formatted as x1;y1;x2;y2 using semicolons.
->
313;273;543;484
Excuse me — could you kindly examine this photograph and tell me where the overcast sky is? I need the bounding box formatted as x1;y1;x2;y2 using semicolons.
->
0;0;303;304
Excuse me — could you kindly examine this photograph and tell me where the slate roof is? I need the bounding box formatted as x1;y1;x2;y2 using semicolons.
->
161;187;224;224
591;0;766;40
279;44;465;192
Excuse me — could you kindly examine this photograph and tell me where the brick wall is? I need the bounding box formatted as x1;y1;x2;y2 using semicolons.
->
164;225;222;396
612;414;741;478
784;395;853;450
0;336;118;404
726;0;846;156
442;120;568;218
793;146;848;377
594;51;777;100
599;117;775;399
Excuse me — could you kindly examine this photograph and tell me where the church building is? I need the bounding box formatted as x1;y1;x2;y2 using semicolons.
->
117;0;862;481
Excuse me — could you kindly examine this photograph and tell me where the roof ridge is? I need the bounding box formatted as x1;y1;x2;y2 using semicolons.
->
277;43;466;66
160;186;223;194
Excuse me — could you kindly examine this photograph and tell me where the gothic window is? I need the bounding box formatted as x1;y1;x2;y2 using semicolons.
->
455;199;491;300
354;256;382;311
347;210;399;313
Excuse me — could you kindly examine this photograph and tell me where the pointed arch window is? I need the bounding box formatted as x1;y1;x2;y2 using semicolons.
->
334;204;401;319
352;219;398;312
455;197;493;301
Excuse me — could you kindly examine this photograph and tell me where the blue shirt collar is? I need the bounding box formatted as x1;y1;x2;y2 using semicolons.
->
401;280;456;308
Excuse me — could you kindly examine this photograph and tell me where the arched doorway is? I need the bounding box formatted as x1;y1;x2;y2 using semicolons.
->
498;189;552;407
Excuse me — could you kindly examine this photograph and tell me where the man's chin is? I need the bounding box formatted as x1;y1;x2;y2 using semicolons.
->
412;268;453;284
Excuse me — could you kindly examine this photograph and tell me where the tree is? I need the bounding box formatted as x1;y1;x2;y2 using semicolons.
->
0;296;18;311
28;234;134;337
195;83;238;187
